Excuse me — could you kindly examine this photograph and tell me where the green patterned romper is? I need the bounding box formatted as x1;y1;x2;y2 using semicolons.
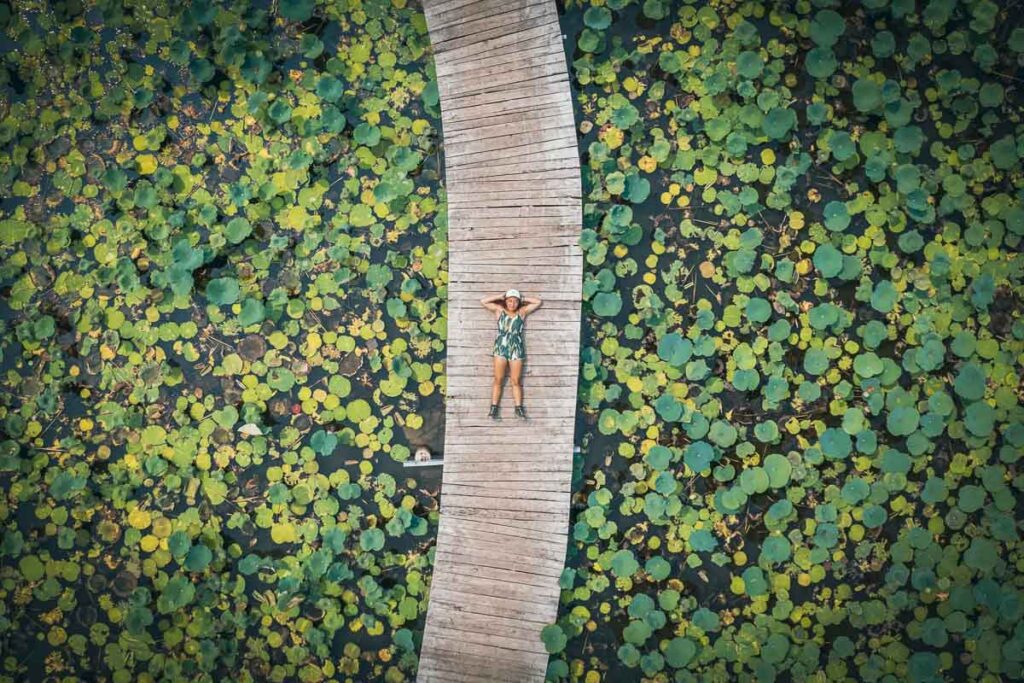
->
493;311;526;361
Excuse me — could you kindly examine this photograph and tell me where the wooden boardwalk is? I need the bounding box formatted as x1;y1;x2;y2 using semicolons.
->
416;0;583;681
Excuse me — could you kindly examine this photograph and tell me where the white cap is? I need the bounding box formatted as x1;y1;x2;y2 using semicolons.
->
504;288;521;299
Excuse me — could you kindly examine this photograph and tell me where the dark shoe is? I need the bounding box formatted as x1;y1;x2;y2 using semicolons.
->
488;404;500;420
514;405;527;419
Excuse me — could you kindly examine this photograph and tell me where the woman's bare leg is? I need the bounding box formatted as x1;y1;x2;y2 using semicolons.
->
509;359;523;406
492;356;508;404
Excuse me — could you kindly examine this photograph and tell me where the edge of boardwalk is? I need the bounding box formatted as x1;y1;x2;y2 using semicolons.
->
415;1;583;681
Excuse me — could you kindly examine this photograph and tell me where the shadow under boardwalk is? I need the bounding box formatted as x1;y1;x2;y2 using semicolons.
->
415;0;583;680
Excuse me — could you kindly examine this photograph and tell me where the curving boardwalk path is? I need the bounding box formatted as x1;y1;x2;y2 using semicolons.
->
416;0;583;680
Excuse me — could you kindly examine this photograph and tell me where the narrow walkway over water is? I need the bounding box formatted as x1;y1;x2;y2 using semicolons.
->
416;0;583;680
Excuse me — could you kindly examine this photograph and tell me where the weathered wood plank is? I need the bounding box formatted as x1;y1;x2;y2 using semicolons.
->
428;2;552;47
436;69;568;111
433;20;562;73
428;0;550;32
440;504;571;524
447;248;582;264
427;605;553;643
444;180;580;199
418;632;551;670
440;51;568;100
440;517;571;541
431;14;561;62
442;96;573;134
443;154;580;182
445;120;574;158
435;34;563;84
439;456;576;471
423;612;548;656
446;135;577;167
448;224;582;240
430;558;562;591
439;439;576;453
426;562;559;605
449;274;582;290
444;101;574;140
431;13;560;56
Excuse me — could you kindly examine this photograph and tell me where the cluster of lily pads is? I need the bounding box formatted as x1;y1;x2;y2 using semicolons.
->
543;0;1024;681
0;0;447;680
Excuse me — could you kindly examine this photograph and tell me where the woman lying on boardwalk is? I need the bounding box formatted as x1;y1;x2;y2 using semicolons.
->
480;289;543;420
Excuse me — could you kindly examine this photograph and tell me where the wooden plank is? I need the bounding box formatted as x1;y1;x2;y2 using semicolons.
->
443;512;570;538
446;121;573;158
418;632;551;671
429;0;550;32
418;664;540;683
424;612;548;656
449;217;576;232
447;184;581;203
439;440;576;454
426;562;559;605
444;178;580;196
442;63;569;103
439;455;576;469
446;133;576;166
430;559;561;592
444;211;581;228
443;154;581;182
425;14;557;60
446;146;580;172
434;22;562;77
429;2;552;47
441;493;570;516
436;35;563;84
423;0;492;17
443;482;567;501
442;440;581;456
448;273;581;289
430;547;564;580
431;13;559;55
427;605;552;643
441;95;572;133
449;257;581;269
431;14;561;62
448;232;579;248
440;516;573;543
439;50;568;100
438;505;573;528
418;647;544;682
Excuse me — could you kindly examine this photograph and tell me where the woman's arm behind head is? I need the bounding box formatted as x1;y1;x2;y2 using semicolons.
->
480;292;505;315
519;295;543;317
